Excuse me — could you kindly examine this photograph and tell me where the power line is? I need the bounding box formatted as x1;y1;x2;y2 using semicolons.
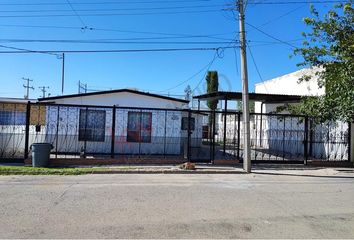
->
0;44;60;56
0;23;236;40
0;4;226;13
0;0;218;6
245;0;345;5
0;46;238;54
66;0;87;27
0;39;235;45
0;9;223;18
245;22;298;49
258;4;305;27
192;51;219;92
246;43;269;93
159;50;219;93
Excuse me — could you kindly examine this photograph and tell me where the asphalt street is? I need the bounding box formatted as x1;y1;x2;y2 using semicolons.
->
0;171;354;239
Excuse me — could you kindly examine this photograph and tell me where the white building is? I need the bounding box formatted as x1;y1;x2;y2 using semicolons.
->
35;89;202;156
254;68;349;161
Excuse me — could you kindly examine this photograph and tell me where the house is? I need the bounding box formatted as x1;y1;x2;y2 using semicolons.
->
28;89;203;157
0;98;37;160
254;68;350;161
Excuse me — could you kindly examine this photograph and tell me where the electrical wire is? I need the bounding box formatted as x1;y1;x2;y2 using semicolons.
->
231;0;344;5
0;39;235;45
245;22;298;49
158;50;219;93
0;46;238;54
0;0;219;6
0;9;223;18
0;44;60;57
0;23;236;40
66;0;87;27
0;4;226;13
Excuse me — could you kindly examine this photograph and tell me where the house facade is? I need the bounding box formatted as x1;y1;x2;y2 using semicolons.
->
254;68;350;161
35;89;202;156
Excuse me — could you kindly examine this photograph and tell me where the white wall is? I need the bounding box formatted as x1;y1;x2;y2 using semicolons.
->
45;92;187;109
30;106;204;156
254;68;324;114
253;68;349;161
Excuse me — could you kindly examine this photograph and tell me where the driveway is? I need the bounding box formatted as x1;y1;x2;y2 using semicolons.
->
0;171;353;238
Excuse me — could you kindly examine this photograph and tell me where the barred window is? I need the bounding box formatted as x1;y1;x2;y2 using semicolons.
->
79;109;106;142
0;110;26;125
127;112;152;143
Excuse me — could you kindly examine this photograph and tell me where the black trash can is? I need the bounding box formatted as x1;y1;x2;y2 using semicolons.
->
31;143;53;167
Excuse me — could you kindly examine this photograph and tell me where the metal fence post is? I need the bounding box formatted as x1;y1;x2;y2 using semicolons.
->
111;105;116;158
164;110;167;158
237;112;241;160
55;106;60;158
348;122;352;163
304;116;309;165
223;99;227;155
24;101;31;160
139;109;142;158
187;110;191;161
212;110;216;164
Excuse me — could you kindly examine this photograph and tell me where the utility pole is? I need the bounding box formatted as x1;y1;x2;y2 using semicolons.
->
78;81;87;94
61;53;65;95
38;86;50;98
22;77;34;99
238;0;251;173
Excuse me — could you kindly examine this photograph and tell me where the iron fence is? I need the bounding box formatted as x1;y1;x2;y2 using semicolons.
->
0;101;351;163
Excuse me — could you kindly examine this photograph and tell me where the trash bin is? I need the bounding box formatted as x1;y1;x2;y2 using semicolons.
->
31;143;53;167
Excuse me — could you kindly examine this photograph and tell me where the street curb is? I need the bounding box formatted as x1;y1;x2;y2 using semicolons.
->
91;170;246;174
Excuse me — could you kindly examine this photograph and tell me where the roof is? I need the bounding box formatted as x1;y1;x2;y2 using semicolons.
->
38;88;189;103
254;67;320;87
193;91;303;103
0;97;35;104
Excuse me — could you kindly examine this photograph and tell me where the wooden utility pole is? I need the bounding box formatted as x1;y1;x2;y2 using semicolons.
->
238;0;251;173
38;86;50;98
22;77;34;99
61;53;65;95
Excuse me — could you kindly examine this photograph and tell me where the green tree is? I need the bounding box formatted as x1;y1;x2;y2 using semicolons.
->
292;1;354;123
206;71;219;110
206;71;219;140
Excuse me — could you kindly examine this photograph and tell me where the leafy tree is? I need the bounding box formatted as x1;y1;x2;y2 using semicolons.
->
206;71;219;140
206;71;219;110
292;1;354;123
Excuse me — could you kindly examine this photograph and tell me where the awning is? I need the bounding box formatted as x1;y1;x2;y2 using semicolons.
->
193;91;303;103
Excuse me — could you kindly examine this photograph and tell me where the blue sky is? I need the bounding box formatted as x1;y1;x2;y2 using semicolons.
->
0;0;340;99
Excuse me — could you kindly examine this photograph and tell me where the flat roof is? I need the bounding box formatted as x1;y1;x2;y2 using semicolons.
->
0;97;35;103
38;88;189;103
193;91;303;103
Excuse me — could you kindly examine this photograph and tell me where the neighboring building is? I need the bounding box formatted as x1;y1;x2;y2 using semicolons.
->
0;98;37;159
254;68;348;161
254;68;324;113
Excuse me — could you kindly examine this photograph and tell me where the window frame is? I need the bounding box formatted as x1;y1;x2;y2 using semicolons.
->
127;111;152;143
0;110;26;125
78;109;106;142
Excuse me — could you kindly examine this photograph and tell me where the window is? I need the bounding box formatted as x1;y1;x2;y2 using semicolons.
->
181;117;195;131
79;109;106;142
127;112;152;143
0;110;26;125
